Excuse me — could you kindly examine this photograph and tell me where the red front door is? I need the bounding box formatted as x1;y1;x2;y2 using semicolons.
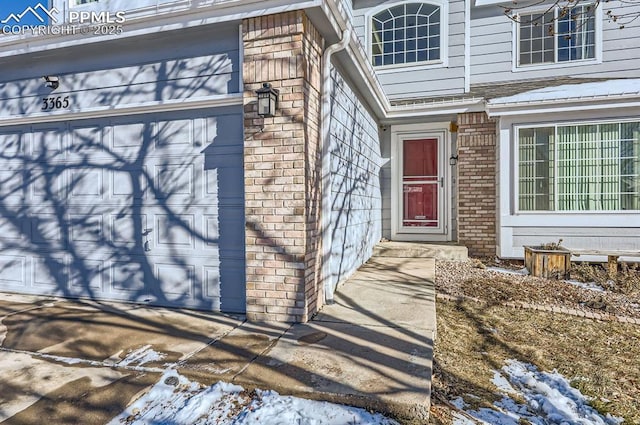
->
402;138;439;228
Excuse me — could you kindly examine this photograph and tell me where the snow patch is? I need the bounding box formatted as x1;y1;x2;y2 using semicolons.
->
109;369;399;425
489;79;640;104
451;360;623;425
564;280;605;292
491;371;516;394
44;355;83;365
487;267;529;276
117;345;165;367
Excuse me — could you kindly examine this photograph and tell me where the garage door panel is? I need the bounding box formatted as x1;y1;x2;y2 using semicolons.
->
155;263;195;301
111;166;148;200
0;170;26;206
28;169;66;202
0;255;27;287
110;260;146;294
0;132;25;158
68;168;106;200
156;119;194;150
155;214;196;249
69;214;103;243
111;121;152;156
0;219;27;243
30;214;65;248
70;258;106;294
204;215;220;248
69;125;106;160
111;213;149;250
154;162;196;200
32;256;66;289
30;128;64;160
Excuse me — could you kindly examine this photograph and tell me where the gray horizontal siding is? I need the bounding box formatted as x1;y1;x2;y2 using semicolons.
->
512;227;640;252
0;23;240;117
353;0;467;100
329;65;383;289
471;1;640;84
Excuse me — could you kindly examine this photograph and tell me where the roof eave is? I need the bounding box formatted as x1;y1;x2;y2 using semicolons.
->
487;94;640;117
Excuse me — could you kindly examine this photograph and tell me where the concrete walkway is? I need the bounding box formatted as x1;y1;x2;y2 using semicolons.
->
0;254;436;424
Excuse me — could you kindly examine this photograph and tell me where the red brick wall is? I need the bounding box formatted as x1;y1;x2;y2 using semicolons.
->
456;112;498;258
242;11;323;322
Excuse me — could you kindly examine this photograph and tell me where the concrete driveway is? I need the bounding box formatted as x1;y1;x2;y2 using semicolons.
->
0;254;437;425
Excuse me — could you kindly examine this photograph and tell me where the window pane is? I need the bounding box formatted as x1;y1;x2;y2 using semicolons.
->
518;11;554;65
406;3;421;15
518;127;554;210
406;37;417;51
557;4;596;62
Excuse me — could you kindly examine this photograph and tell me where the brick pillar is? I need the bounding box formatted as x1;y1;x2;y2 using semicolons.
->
242;11;324;322
456;112;498;257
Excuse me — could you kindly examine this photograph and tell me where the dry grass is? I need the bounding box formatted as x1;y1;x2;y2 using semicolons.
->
430;299;640;423
572;262;640;296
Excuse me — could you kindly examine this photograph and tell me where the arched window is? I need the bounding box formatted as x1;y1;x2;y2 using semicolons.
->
371;2;442;68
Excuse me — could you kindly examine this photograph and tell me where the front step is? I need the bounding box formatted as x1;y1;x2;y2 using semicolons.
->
373;241;468;261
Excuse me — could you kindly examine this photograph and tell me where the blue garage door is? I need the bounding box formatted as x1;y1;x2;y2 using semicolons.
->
0;107;245;312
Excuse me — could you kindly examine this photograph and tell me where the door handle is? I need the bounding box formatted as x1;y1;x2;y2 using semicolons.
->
439;177;444;188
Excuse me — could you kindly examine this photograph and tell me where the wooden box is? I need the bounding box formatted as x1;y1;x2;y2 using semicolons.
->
524;246;571;279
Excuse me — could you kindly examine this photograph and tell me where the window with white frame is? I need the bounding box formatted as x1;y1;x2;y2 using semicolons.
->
518;3;596;66
371;2;442;68
518;121;640;211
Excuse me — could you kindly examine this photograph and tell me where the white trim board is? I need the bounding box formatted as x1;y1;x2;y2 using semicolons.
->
0;94;243;127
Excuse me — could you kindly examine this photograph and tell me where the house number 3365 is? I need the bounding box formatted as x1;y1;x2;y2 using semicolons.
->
41;96;70;111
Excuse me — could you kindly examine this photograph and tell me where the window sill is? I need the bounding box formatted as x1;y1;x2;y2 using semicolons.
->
512;58;602;73
374;60;447;74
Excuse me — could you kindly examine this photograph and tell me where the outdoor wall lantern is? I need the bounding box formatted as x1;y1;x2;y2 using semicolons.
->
256;83;279;117
43;76;60;90
449;154;459;166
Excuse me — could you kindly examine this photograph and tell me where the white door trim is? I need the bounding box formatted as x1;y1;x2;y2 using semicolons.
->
391;122;452;242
